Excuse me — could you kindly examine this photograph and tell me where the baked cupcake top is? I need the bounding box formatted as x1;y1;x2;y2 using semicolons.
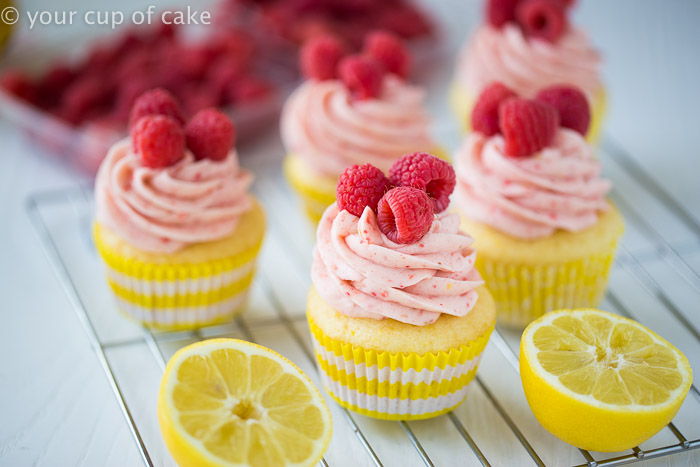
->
312;153;484;326
95;89;253;253
454;82;610;239
281;32;436;176
455;0;602;102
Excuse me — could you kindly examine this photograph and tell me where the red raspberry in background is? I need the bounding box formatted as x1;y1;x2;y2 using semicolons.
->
39;65;75;98
185;108;236;161
338;55;384;100
535;85;590;136
300;34;347;80
336;164;392;217
131;115;185;168
388;152;456;213
129;88;185;129
61;75;109;125
377;187;434;244
364;30;412;79
0;69;36;103
471;82;517;136
377;6;433;39
226;76;273;104
499;98;560;157
114;77;156;123
180;85;220;118
486;0;520;28
516;0;568;43
207;56;247;103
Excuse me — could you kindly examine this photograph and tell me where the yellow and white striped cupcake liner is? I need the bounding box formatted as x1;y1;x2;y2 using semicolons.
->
308;316;493;421
478;239;618;329
94;228;263;331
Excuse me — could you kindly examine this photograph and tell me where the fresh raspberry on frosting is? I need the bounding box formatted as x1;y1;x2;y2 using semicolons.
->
388;152;456;213
185;108;235;161
336;163;392;217
377;187;434;244
129;88;185;129
499;97;560;157
471;82;517;136
338;55;384;100
363;30;412;79
486;0;521;28
131;115;185;168
516;0;568;43
300;34;347;81
535;85;591;136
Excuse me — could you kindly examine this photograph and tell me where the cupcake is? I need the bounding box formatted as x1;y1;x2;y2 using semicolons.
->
450;0;606;144
94;90;265;330
281;31;442;224
453;84;623;328
307;153;495;420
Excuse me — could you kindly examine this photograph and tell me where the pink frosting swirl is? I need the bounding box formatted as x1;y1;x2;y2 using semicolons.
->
456;24;603;101
281;75;436;176
312;203;483;326
454;129;611;239
95;139;253;253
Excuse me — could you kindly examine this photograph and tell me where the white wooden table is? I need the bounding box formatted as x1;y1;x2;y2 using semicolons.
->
2;1;700;466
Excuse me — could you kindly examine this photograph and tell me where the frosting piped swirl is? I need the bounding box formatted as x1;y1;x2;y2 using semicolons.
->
454;129;610;239
456;24;603;101
95;139;253;253
312;203;483;326
281;75;436;176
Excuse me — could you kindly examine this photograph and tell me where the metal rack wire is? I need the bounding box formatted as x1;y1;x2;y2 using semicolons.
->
26;137;700;466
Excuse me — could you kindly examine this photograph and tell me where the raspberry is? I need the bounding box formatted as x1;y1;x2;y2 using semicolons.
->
499;98;560;157
226;76;273;104
377;187;434;244
131;115;185;168
516;0;568;43
300;34;346;81
336;164;392;217
338;55;384;100
486;0;520;28
185;108;236;161
388;153;456;213
129;88;185;129
471;82;517;136
363;30;411;79
0;69;36;103
61;75;109;124
535;85;590;136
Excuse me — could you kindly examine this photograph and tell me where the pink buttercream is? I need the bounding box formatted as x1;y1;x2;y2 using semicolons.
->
95;139;253;253
312;203;483;326
454;129;610;239
456;24;602;101
281;74;436;176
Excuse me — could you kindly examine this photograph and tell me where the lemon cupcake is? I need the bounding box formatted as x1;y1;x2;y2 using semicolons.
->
453;86;623;328
308;153;495;420
450;0;606;144
282;32;441;224
94;90;265;330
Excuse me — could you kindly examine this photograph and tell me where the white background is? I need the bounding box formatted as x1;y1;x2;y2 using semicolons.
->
1;0;700;466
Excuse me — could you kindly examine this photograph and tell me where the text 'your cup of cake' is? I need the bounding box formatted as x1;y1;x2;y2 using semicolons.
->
93;89;266;330
453;83;624;328
281;31;443;224
308;153;496;420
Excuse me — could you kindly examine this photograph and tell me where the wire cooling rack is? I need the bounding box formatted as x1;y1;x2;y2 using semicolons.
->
26;136;700;467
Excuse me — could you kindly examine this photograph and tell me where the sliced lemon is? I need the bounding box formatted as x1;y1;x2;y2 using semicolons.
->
158;338;332;467
520;309;693;452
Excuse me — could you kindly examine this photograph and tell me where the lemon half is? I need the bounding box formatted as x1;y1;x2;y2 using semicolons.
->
158;338;332;467
520;309;692;452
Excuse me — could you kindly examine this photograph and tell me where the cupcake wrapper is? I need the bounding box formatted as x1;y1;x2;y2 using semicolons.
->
308;316;493;421
479;240;618;328
95;232;262;331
